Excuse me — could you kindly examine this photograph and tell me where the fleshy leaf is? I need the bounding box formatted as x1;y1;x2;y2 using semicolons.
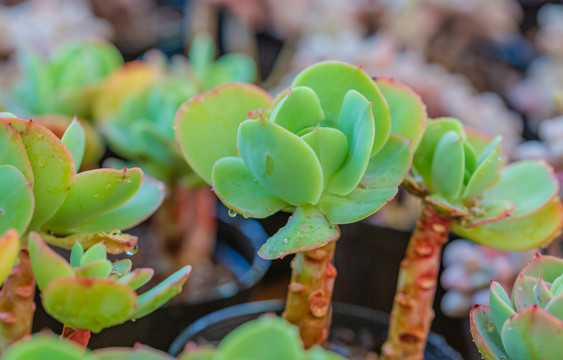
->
131;265;191;319
452;198;563;251
44;168;143;233
70;242;84;267
258;206;339;259
501;306;563;360
43;277;136;332
326;90;375;195
462;136;502;199
118;268;155;291
80;242;107;266
317;187;398;224
489;282;516;336
535;276;554;308
2;334;92;360
175;83;272;184
238;117;323;206
483;161;558;218
93;345;175;360
28;232;74;291
111;259;132;277
360;133;412;189
464;199;514;227
374;78;426;150
301;127;348;188
40;230;138;255
0;119;33;183
270;86;325;133
9;118;75;229
75;259;113;279
0;164;34;235
545;294;563;320
61;118;85;172
216;316;305;360
431;130;464;199
513;255;563;311
71;175;165;233
0;229;20;286
212;157;288;218
469;305;511;360
425;194;469;216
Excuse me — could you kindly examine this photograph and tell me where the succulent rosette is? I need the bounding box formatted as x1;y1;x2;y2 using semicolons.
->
409;117;563;250
470;255;563;360
28;236;190;333
1;42;123;119
175;61;426;259
0;116;164;253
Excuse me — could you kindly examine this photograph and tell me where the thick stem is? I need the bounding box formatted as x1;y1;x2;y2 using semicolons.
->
283;236;339;349
0;249;36;354
381;202;452;360
61;325;90;348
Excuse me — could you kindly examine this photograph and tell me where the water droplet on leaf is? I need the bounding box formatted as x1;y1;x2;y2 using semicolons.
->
228;209;237;218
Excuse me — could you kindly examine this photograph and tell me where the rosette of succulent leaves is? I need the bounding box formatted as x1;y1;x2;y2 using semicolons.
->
0;115;190;353
2;316;343;360
175;61;427;348
471;254;563;360
381;118;563;360
93;33;256;268
0;41;123;119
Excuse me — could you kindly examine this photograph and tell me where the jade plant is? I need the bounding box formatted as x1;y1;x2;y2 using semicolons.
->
470;254;563;360
0;115;190;353
1;41;123;119
381;118;563;360
1;316;342;360
93;34;257;269
175;61;426;347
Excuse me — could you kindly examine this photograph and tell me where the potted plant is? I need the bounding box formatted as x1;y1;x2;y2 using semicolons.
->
470;254;563;360
174;60;426;348
0;115;190;353
381;117;563;359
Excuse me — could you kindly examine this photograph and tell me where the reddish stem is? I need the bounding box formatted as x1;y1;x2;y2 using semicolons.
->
0;248;36;355
381;202;452;360
61;325;91;348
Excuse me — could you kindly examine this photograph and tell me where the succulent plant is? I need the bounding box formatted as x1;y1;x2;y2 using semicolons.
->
1;41;123;119
0;116;170;352
471;254;563;360
381;118;563;360
28;235;190;333
175;61;426;346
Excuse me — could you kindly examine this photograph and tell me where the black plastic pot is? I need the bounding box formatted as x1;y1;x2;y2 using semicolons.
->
169;300;463;360
32;211;270;351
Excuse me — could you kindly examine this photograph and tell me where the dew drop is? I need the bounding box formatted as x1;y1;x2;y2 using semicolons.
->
283;238;289;244
125;244;139;256
227;209;237;218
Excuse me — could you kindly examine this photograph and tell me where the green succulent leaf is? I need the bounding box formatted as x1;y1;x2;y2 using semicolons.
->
305;347;346;360
452;197;563;251
216;316;305;360
469;305;511;360
175;83;272;184
489;282;516;336
207;53;256;88
80;242;107;266
131;265;191;319
483;161;558;218
501;306;563;360
0;118;33;183
513;255;563;311
70;242;84;267
359;133;412;189
462;136;502;199
413;117;464;186
11;48;54;115
545;294;563;320
75;259;113;279
28;232;74;291
44;168;143;233
111;259;132;277
0;164;34;235
533;276;554;308
301;127;348;188
431;130;464;199
424;194;469;217
238;117;323;206
270;86;324;133
61;118;86;172
258;206;339;259
189;33;215;77
2;334;92;360
43;277;136;332
180;348;217;360
93;346;175;360
71;175;165;233
326;90;375;195
317;187;398;224
117;268;155;291
464;199;514;227
9;118;75;230
212;157;288;218
374;78;426;150
0;229;20;287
